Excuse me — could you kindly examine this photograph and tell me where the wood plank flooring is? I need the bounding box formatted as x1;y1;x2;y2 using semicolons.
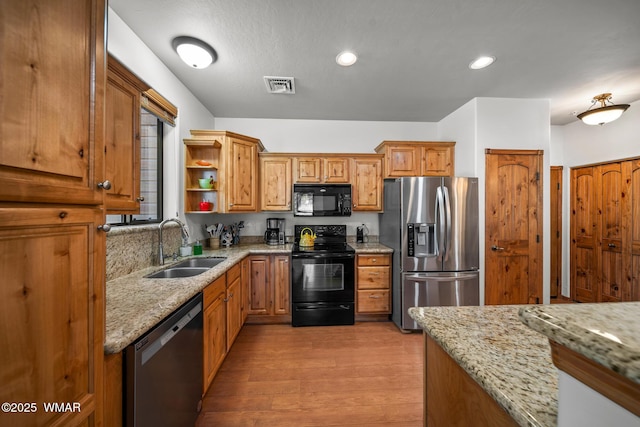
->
196;322;424;427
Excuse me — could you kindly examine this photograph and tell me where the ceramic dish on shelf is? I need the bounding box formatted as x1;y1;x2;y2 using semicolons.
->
195;160;212;166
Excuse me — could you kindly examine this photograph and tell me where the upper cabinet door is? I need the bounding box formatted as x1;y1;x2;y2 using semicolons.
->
227;136;259;211
260;155;292;211
0;0;106;205
105;56;149;213
323;157;350;183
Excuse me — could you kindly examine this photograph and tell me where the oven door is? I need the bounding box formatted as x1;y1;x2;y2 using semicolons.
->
291;253;355;303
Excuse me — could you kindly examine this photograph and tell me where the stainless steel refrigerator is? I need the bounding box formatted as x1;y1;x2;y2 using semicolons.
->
379;177;480;330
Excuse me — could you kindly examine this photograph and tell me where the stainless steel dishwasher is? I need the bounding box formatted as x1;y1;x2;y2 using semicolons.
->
125;293;203;426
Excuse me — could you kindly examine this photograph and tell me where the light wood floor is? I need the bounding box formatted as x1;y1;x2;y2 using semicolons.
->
196;321;424;427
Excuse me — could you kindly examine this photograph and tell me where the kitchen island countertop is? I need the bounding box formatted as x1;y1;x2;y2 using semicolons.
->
409;305;558;427
105;242;392;354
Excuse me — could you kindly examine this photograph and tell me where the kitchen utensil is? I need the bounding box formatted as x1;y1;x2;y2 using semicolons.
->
299;227;316;247
199;200;213;211
198;177;214;189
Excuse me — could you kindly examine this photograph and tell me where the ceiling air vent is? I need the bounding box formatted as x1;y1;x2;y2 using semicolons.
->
263;76;296;94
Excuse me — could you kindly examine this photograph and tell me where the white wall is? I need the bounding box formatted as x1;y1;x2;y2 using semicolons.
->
438;99;478;177
214;118;437;152
107;9;215;219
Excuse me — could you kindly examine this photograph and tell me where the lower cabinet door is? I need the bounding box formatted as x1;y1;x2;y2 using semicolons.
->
203;288;226;393
0;205;105;427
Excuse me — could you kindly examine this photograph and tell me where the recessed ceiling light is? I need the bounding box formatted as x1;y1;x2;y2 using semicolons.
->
336;51;358;67
469;56;496;70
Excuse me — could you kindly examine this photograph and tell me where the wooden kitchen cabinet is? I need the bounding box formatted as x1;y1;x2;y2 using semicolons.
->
241;256;251;323
0;1;107;426
375;141;455;177
0;0;107;205
248;255;291;321
0;204;106;427
203;274;226;393
293;155;350;183
260;154;292;211
183;138;221;213
356;254;391;314
352;155;384;211
226;263;243;349
187;130;264;213
105;54;149;213
570;158;640;303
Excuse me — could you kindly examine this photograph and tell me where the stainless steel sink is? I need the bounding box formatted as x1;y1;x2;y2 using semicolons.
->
145;267;210;279
171;257;226;269
144;257;226;279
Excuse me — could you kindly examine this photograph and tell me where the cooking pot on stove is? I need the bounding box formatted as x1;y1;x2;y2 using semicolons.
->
299;227;316;247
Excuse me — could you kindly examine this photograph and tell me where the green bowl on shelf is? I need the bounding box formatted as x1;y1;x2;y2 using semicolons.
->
198;178;214;189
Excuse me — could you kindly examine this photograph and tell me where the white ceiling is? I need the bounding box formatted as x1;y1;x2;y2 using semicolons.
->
109;0;640;125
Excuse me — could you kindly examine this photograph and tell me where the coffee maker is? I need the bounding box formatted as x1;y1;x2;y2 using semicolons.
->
264;218;285;245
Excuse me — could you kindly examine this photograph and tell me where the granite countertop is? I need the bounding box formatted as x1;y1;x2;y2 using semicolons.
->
408;305;558;427
105;242;392;354
519;302;640;385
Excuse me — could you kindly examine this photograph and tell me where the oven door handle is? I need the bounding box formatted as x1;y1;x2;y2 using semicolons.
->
295;304;352;311
292;253;355;259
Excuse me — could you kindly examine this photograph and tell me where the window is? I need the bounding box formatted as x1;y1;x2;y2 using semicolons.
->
106;108;163;225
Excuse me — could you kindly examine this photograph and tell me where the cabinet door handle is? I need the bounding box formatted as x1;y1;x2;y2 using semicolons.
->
491;245;505;251
137;196;145;202
608;243;616;248
97;224;111;232
97;180;111;190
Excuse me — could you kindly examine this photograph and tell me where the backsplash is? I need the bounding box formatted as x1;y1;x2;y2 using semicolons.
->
106;224;182;281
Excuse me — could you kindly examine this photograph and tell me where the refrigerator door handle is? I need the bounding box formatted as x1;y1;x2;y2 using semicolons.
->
435;186;445;258
443;185;451;260
405;272;479;282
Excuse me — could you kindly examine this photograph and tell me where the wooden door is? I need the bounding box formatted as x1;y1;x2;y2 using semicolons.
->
421;145;454;176
485;149;543;305
226;271;242;348
550;166;563;298
105;55;148;213
0;0;106;205
631;160;640;301
272;255;291;315
352;157;383;211
596;162;628;301
0;204;105;427
227;137;258;211
385;145;420;177
570;167;597;302
203;277;226;393
324;157;350;183
260;155;292;211
294;157;322;183
248;256;270;314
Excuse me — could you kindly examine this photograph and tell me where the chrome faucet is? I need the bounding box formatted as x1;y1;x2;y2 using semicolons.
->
158;218;190;265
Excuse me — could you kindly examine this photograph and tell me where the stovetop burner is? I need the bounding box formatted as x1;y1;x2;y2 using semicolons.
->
292;224;354;255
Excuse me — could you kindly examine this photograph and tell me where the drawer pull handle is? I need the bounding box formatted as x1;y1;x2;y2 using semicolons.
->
608;243;616;248
491;245;505;251
369;295;381;299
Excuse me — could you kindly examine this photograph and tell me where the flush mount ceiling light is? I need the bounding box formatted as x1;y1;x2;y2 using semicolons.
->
577;93;630;125
469;56;496;70
172;36;217;69
336;51;358;67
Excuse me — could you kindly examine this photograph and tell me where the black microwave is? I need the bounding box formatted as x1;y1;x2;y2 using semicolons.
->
293;184;352;216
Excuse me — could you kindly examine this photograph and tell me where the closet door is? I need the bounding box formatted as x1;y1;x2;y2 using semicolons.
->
596;163;627;302
630;160;640;301
571;167;597;302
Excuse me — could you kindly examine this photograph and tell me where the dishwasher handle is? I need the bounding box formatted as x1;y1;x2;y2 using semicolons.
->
140;301;202;366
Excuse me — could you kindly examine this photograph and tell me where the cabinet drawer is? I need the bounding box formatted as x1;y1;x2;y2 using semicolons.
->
357;290;390;313
204;275;226;308
227;262;241;285
357;254;390;266
357;266;390;289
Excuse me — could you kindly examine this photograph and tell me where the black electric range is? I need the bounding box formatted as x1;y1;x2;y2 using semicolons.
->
290;225;355;326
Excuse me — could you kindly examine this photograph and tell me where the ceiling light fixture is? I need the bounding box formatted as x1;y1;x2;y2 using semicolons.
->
172;36;217;69
577;93;630;125
469;56;496;70
336;51;358;67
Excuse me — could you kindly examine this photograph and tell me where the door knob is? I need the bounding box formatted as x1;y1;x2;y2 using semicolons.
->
491;245;504;251
97;180;111;190
98;224;111;232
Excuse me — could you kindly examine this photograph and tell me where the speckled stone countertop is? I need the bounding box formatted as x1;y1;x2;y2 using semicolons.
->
408;305;558;427
519;302;640;385
105;242;392;354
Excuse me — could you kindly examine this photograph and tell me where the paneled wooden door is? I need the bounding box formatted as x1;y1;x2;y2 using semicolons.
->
550;166;563;298
485;149;543;305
